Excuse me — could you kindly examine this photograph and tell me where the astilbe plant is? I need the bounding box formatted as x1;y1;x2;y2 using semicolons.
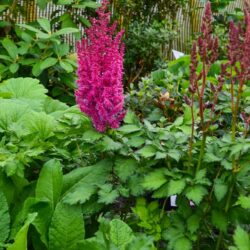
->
186;1;219;170
75;0;126;132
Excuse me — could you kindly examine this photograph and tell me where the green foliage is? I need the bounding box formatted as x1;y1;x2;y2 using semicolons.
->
0;192;10;244
48;202;84;250
0;0;98;104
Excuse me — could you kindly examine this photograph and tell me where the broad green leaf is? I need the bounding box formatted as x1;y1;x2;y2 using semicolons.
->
62;166;93;194
37;18;51;33
0;54;12;62
32;201;52;247
168;179;186;196
22;112;57;139
57;0;74;4
17;24;49;38
185;185;207;205
0;99;30;130
235;195;250;209
40;57;58;70
9;63;19;74
36;0;48;9
118;125;141;133
7;213;37;250
36;159;63;209
110;219;133;249
82;129;103;141
137;145;157;158
142;169;166;190
0;192;10;243
48;202;84;250
73;2;101;9
77;240;104;250
187;214;200;234
127;136;145;147
123;110;139;124
114;158;138;181
233;226;250;250
62;160;111;204
173;237;192;250
0;78;47;100
53;28;79;37
2;38;18;60
211;210;227;232
214;179;228;202
59;60;73;72
42;97;68;114
32;62;43;76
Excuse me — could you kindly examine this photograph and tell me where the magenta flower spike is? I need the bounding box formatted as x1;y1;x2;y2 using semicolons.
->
75;0;126;132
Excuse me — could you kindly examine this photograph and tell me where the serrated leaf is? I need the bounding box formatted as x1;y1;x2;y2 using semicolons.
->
110;219;133;248
7;213;37;250
167;149;181;162
0;192;10;243
114;158;138;181
211;210;227;232
99;137;122;151
48;202;84;250
137;145;157;158
36;159;63;209
233;226;250;250
142;169;166;190
185;185;207;205
168;179;186;196
98;184;119;204
62;160;111;204
214;179;228;202
82;129;103;141
204;152;221;162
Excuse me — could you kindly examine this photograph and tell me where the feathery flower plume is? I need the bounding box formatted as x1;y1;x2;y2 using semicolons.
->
75;0;126;132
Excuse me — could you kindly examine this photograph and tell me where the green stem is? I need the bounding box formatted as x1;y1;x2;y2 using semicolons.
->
196;133;206;173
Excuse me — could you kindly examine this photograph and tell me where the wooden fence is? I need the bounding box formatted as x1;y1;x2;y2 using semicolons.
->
0;0;249;54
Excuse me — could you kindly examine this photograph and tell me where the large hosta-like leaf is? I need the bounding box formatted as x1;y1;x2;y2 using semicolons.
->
0;99;30;131
0;78;47;99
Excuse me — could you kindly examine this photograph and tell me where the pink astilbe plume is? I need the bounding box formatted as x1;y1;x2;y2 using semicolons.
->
75;0;126;132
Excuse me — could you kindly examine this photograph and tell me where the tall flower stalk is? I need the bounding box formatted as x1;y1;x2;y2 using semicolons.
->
187;1;218;171
75;0;126;132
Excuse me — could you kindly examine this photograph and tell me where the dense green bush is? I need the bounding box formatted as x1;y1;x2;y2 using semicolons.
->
0;1;249;250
